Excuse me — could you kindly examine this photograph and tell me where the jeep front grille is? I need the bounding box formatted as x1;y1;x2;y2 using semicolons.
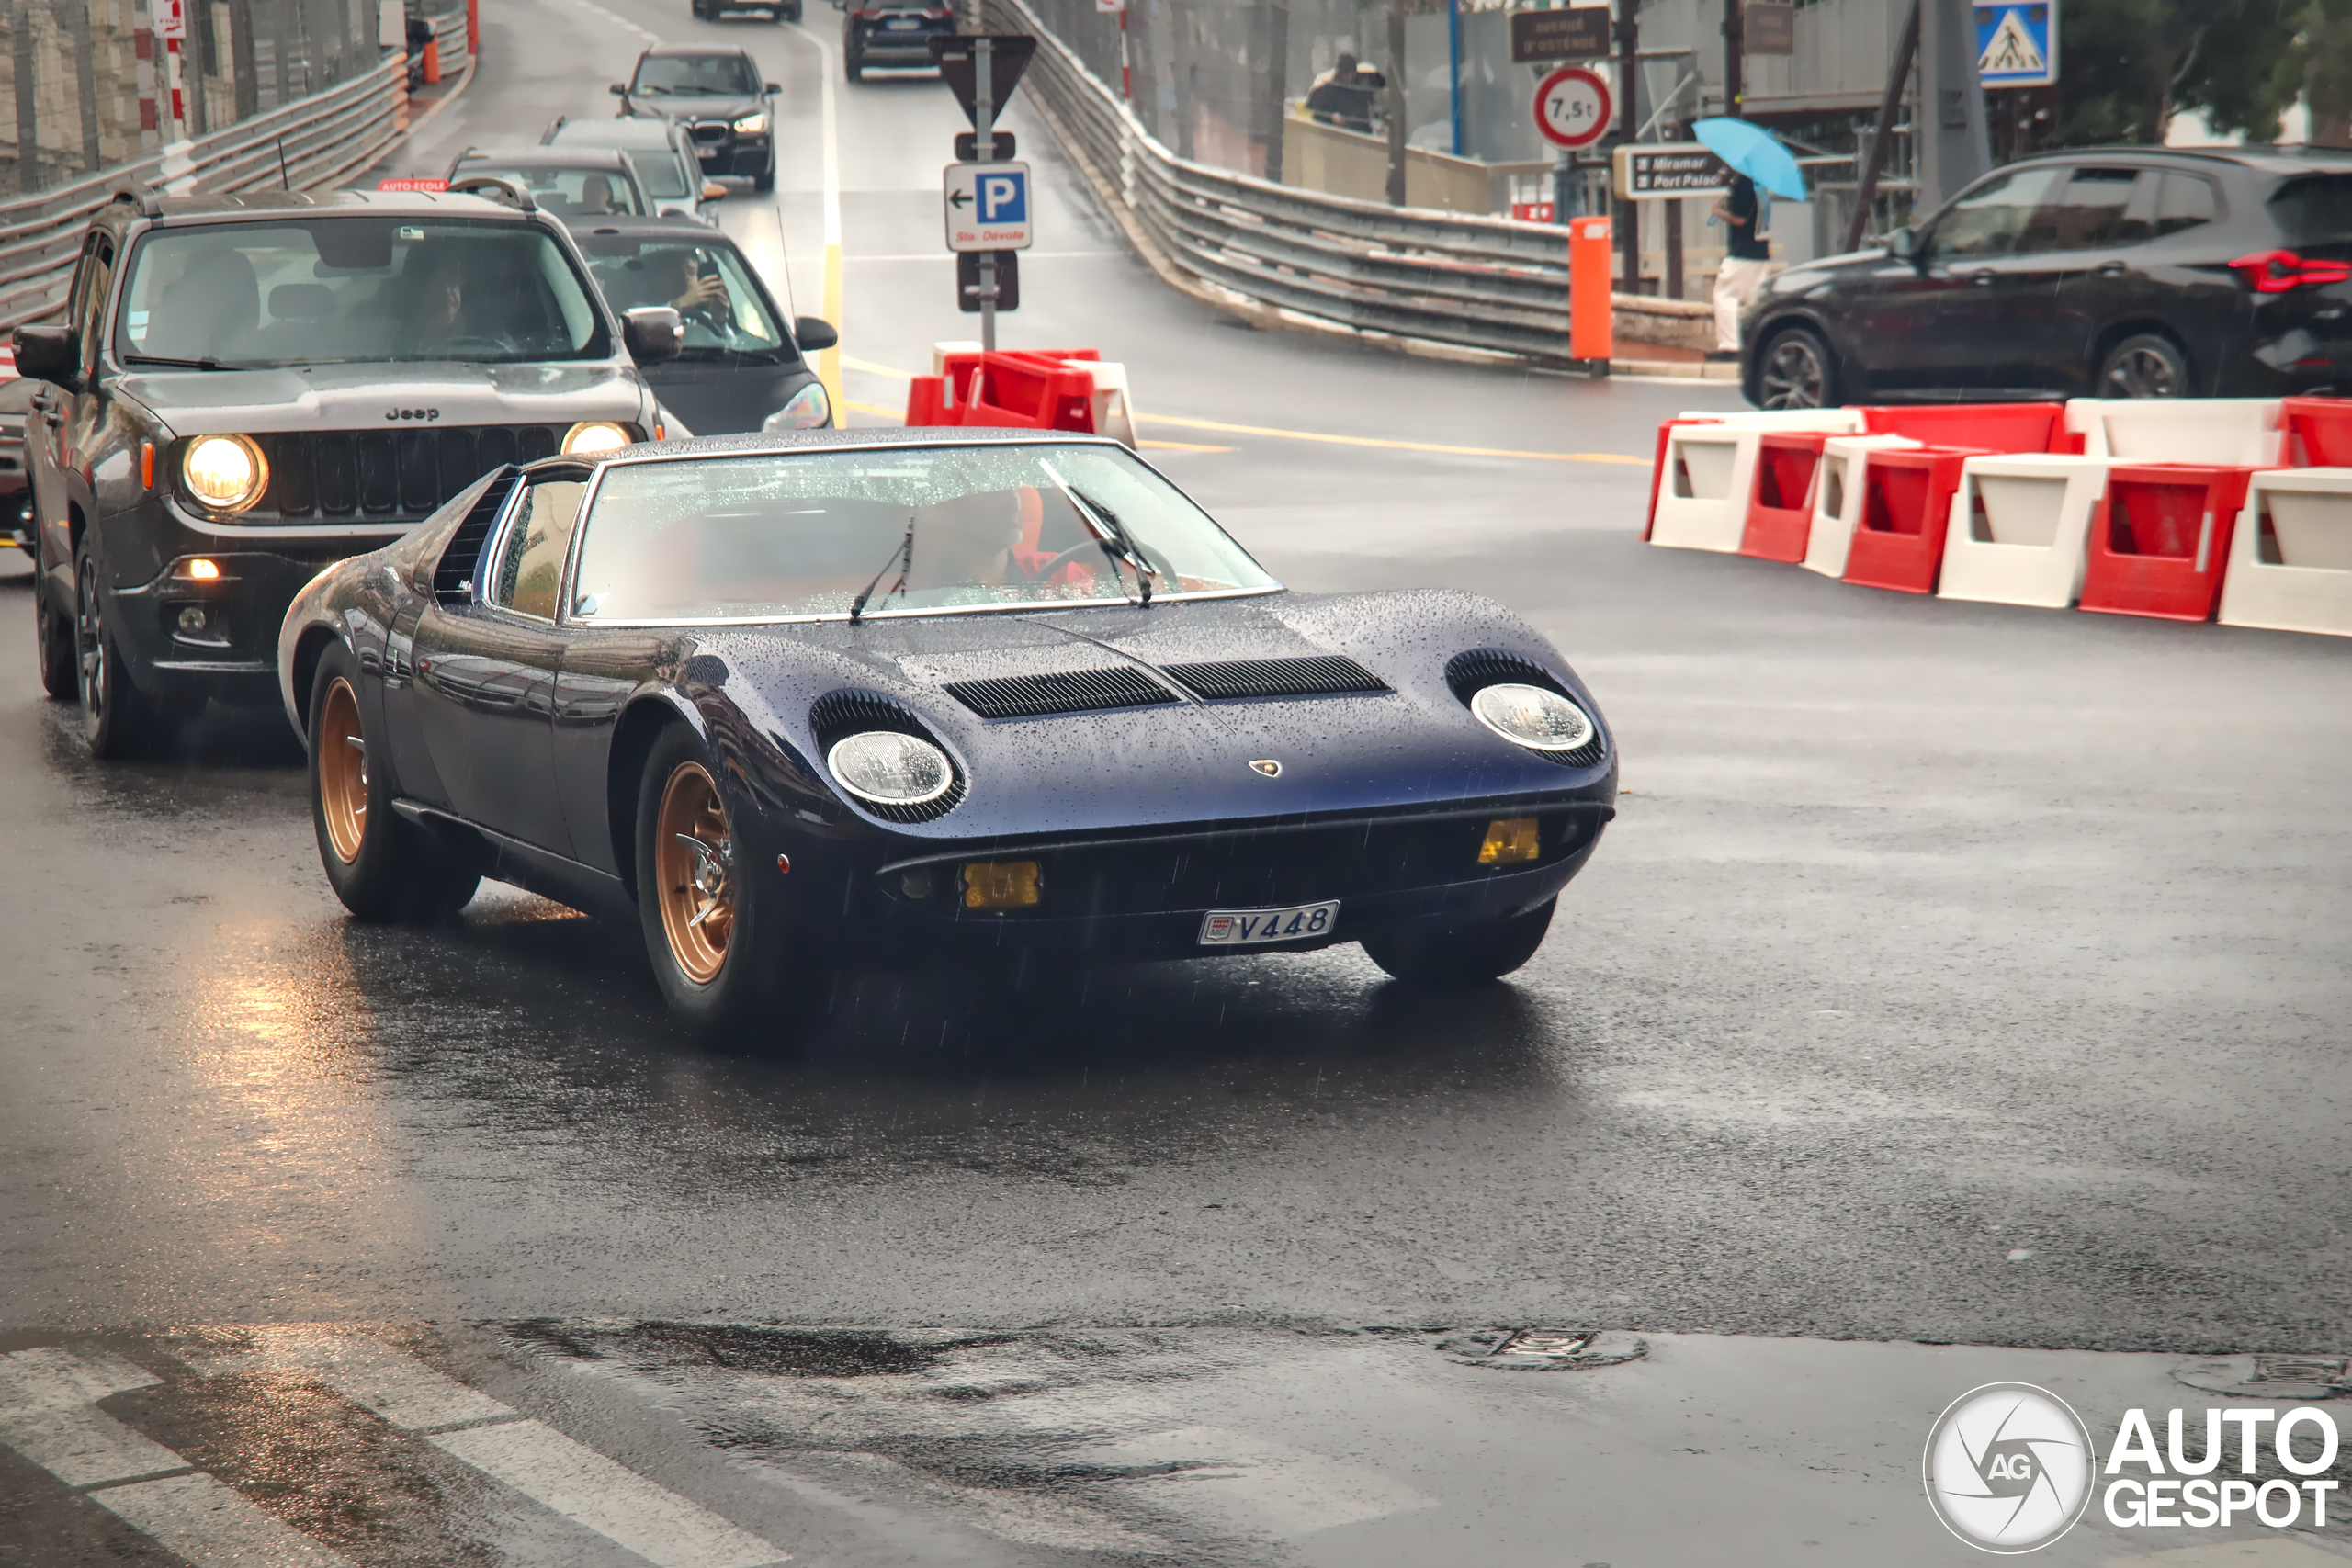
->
256;424;563;521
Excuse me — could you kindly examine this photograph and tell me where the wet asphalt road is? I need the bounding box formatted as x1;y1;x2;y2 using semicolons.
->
5;0;2352;1562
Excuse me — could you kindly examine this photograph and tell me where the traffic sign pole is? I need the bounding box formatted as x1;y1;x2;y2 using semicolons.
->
977;36;997;352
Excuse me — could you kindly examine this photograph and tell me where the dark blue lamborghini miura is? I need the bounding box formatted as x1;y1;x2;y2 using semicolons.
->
278;429;1617;1032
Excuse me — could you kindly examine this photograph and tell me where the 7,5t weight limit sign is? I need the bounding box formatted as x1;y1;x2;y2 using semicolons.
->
1532;65;1611;150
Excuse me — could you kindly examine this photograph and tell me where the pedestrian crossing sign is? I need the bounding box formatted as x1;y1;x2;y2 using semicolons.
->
1974;2;2057;88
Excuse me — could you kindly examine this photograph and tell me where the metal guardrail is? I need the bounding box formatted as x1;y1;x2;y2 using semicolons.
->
0;58;408;333
989;0;1583;362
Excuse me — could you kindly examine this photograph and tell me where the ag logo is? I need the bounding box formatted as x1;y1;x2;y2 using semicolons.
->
1924;1382;2094;1553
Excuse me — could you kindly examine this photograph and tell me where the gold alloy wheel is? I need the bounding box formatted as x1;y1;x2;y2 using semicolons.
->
318;676;369;864
655;761;734;986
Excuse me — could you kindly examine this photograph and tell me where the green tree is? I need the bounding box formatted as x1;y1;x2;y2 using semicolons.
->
2304;0;2352;144
2051;0;2303;146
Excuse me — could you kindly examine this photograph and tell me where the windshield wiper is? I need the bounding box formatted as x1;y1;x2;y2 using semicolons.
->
1041;464;1159;607
848;517;915;625
121;354;241;371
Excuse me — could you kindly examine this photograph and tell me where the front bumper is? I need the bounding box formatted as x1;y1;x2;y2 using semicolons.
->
686;125;771;179
102;520;405;705
751;796;1614;965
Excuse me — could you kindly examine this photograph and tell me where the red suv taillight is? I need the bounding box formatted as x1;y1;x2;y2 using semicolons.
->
2229;249;2352;293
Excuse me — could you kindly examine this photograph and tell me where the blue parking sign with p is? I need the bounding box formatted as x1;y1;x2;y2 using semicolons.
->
978;170;1027;223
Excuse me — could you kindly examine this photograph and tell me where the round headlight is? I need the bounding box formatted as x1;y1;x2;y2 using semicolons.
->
763;382;831;433
562;421;633;456
1469;682;1596;752
181;434;268;512
828;731;953;806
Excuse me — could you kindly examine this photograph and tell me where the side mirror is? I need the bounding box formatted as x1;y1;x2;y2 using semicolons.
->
623;307;684;365
763;82;781;95
12;324;80;388
1886;226;1917;262
608;82;628;96
701;181;728;203
794;316;839;353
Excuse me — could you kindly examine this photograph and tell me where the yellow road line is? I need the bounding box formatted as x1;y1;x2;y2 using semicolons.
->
1137;438;1232;453
835;356;1638;463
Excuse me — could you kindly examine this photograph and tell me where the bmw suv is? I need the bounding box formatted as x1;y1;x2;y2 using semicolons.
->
1743;146;2352;408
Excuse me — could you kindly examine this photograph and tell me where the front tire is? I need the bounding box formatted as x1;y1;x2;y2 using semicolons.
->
845;51;864;81
35;575;75;700
635;726;779;1036
1755;325;1837;410
74;537;154;758
1359;898;1555;986
309;642;480;921
2098;332;2188;399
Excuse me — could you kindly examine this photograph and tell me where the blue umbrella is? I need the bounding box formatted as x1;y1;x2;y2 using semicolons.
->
1690;117;1808;201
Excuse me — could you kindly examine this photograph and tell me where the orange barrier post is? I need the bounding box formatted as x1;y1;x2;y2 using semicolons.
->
1568;216;1612;366
421;38;441;85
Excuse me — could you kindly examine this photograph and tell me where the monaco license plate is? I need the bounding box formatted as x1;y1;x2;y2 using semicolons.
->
1199;901;1338;947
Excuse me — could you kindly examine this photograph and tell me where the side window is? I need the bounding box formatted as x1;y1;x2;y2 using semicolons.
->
488;479;587;620
1928;166;2069;260
2040;167;2153;252
2150;173;2219;237
70;236;115;378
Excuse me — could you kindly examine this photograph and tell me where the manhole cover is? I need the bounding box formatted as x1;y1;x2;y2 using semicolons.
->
2174;1354;2351;1401
1437;1327;1647;1371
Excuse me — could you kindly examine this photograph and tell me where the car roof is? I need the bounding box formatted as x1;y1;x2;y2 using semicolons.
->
1998;145;2352;179
549;118;686;148
582;427;1126;470
636;43;758;60
456;145;635;169
137;187;546;223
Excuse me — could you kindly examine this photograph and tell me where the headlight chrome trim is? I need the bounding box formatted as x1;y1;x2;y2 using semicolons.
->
827;729;956;807
1468;682;1597;753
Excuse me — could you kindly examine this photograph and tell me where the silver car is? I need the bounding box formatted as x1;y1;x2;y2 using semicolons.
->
541;115;722;223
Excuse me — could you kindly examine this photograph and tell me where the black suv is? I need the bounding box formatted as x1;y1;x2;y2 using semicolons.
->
841;2;956;81
612;47;779;193
1743;147;2352;408
11;187;682;757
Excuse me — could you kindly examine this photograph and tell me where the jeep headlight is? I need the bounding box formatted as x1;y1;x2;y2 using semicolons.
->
181;434;269;513
732;112;770;135
828;731;953;805
1469;682;1596;752
562;421;632;456
763;383;831;433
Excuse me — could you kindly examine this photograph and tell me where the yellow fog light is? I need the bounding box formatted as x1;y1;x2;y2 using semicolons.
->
181;434;268;512
181;558;221;580
963;860;1041;909
1477;817;1540;865
561;421;632;456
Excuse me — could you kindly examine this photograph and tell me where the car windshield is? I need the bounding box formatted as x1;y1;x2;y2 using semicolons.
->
115;219;607;367
580;235;790;362
630;54;760;96
456;162;646;218
570;444;1280;623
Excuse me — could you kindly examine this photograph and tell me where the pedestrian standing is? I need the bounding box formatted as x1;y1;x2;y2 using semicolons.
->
1710;172;1771;361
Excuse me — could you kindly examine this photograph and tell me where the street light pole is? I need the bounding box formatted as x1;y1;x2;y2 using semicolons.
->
1615;0;1640;295
1724;0;1743;118
976;35;997;352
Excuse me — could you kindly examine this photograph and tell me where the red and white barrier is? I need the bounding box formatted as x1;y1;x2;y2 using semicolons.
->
1651;409;1864;553
1801;434;1921;579
906;346;1136;446
1935;455;2110;609
2217;468;2352;637
2065;398;2284;467
2077;464;2256;622
1738;432;1833;562
1841;446;1981;594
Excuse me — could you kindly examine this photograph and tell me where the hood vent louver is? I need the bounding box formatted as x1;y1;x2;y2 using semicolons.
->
944;667;1178;719
1161;655;1387;701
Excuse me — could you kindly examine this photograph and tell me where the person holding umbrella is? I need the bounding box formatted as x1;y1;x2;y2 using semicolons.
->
1690;118;1809;363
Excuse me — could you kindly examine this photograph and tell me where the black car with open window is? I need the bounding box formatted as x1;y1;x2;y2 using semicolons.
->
1743;147;2352;408
9;186;684;758
611;47;779;194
